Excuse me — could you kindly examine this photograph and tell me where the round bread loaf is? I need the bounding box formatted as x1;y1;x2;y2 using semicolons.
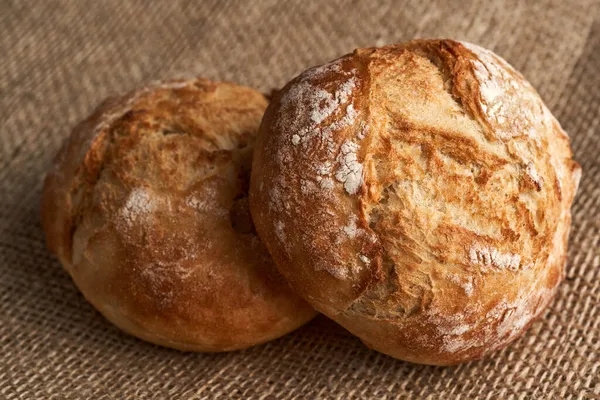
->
249;40;581;365
41;78;316;352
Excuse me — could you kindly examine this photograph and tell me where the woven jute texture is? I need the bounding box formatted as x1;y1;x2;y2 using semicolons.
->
1;0;599;398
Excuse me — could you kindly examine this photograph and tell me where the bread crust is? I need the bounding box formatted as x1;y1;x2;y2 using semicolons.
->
250;40;581;365
42;78;316;352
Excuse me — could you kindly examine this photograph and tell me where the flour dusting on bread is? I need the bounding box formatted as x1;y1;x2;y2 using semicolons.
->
335;140;363;195
468;243;524;272
461;41;548;141
120;188;156;226
276;58;363;196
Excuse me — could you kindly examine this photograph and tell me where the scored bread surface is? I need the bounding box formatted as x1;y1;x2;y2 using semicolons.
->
250;40;581;365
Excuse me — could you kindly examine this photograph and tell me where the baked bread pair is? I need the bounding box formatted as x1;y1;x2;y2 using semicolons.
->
42;39;580;365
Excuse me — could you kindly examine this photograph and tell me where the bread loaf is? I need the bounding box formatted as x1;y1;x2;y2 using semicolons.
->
42;78;317;352
249;40;581;365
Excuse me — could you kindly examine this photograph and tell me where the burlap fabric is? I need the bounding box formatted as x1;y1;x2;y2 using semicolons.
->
1;1;599;398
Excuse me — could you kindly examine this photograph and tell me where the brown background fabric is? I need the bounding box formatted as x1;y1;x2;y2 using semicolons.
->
1;0;599;398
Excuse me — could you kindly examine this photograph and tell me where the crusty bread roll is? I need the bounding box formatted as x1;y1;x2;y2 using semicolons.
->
250;40;581;365
41;78;316;352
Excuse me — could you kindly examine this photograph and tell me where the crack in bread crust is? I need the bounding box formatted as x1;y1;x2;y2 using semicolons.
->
350;41;576;323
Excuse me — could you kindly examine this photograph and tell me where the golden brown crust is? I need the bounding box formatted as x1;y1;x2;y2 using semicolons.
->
250;40;581;365
41;78;316;352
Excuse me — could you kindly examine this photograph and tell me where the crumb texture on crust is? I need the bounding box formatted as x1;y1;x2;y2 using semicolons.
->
42;78;316;352
250;40;581;365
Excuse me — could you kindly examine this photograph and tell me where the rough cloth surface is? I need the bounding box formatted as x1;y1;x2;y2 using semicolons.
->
1;0;599;398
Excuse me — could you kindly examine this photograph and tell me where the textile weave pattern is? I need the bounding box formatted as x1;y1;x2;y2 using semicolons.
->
1;0;598;398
